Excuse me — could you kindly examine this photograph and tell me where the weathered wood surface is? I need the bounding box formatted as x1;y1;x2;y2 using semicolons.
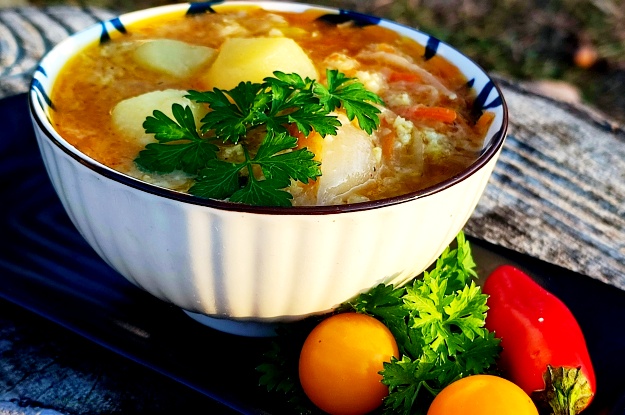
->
466;75;625;288
0;5;624;415
0;6;116;97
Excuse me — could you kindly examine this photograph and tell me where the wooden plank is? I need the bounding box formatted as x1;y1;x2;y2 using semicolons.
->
466;77;625;288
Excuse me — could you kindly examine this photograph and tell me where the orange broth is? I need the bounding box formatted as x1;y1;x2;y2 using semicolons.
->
50;7;492;205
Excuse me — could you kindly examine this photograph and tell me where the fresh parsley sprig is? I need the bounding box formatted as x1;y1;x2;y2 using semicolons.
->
134;69;384;206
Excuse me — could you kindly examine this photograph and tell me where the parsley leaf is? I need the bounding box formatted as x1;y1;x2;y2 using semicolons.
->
229;176;293;207
253;130;320;184
188;83;269;144
314;69;384;134
136;104;219;174
345;284;420;354
190;159;241;200
264;72;341;137
135;69;383;206
381;355;449;415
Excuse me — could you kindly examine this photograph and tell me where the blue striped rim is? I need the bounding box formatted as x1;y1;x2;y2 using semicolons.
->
99;17;126;44
474;80;503;112
187;1;223;15
424;36;440;60
31;73;54;110
316;10;381;27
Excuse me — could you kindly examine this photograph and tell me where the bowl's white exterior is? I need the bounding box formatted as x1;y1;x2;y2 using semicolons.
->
30;1;507;334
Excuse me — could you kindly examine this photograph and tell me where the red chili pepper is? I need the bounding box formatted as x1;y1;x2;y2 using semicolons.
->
483;265;596;415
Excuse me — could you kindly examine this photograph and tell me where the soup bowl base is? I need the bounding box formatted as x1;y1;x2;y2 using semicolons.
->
184;310;284;337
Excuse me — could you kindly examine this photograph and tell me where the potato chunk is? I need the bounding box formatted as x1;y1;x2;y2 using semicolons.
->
133;39;215;78
202;37;319;90
111;89;207;146
315;115;380;205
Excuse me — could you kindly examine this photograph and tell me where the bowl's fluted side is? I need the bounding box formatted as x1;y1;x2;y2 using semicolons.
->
32;120;501;321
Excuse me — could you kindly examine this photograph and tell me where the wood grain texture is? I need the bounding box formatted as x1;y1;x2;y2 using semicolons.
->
0;7;115;97
466;76;625;288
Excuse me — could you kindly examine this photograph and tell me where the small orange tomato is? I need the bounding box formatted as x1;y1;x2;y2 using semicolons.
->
427;375;539;415
298;312;399;415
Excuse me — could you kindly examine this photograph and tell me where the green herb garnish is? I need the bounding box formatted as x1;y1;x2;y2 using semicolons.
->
135;69;384;206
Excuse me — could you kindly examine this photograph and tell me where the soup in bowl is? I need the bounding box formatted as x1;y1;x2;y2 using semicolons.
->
30;1;507;336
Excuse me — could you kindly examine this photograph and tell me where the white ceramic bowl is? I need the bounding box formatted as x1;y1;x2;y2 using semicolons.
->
29;1;508;336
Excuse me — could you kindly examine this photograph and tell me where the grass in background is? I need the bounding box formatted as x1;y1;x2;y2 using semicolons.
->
28;0;625;122
335;0;625;122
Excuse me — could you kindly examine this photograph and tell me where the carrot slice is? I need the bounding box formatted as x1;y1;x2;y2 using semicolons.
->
290;124;324;161
406;106;457;123
475;111;495;135
389;71;422;83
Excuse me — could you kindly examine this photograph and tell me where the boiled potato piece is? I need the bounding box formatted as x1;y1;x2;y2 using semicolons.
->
202;37;319;90
133;39;215;78
316;115;380;205
111;89;207;146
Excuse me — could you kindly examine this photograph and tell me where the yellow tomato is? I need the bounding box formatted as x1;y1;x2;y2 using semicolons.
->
298;312;399;415
427;374;539;415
